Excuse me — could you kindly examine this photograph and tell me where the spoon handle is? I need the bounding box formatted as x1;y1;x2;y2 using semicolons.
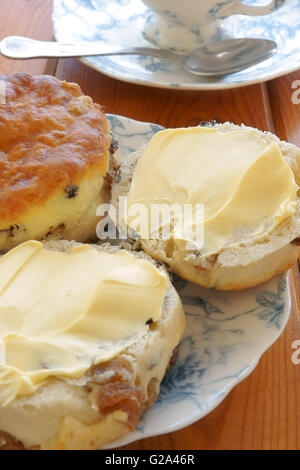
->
0;35;175;61
0;35;277;77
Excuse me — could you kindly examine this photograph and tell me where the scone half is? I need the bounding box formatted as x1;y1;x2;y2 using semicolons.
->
0;240;185;450
0;73;116;251
111;122;300;290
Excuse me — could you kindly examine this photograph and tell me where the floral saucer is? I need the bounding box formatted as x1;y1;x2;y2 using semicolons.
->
53;0;300;90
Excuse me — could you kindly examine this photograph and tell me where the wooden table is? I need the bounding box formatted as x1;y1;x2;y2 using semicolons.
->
1;0;299;451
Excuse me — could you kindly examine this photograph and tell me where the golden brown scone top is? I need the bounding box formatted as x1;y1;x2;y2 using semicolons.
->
0;73;111;223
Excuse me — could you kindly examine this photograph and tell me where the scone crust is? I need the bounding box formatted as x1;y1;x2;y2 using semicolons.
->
0;73;110;224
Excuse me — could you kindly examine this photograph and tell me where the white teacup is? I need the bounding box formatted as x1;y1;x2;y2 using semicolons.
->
141;0;285;50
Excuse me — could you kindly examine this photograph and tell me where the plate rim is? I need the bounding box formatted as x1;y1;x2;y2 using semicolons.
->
81;56;300;91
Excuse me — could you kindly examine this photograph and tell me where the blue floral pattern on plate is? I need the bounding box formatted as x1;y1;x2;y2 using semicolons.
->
101;114;291;448
53;0;300;90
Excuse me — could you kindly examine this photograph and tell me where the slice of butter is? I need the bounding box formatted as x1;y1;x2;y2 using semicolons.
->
0;241;168;406
127;127;298;253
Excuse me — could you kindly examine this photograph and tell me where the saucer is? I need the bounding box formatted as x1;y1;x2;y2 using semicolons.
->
53;0;300;90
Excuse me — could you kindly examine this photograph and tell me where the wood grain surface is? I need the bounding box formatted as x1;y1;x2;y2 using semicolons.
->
0;0;299;451
0;0;56;76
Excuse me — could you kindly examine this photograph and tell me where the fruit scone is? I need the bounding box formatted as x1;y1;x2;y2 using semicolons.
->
0;73;118;250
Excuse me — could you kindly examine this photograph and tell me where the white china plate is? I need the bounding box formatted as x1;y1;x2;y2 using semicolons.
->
53;0;300;90
101;114;291;448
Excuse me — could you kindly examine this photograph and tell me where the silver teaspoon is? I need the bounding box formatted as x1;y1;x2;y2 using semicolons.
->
0;36;276;76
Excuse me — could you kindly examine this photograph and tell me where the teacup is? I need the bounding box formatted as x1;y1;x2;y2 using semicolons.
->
141;0;285;51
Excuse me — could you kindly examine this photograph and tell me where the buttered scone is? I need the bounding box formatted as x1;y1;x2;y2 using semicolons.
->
0;240;185;450
0;73;113;251
112;122;300;290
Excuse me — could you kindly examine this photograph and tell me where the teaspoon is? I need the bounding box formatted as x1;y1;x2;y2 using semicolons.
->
0;36;277;76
